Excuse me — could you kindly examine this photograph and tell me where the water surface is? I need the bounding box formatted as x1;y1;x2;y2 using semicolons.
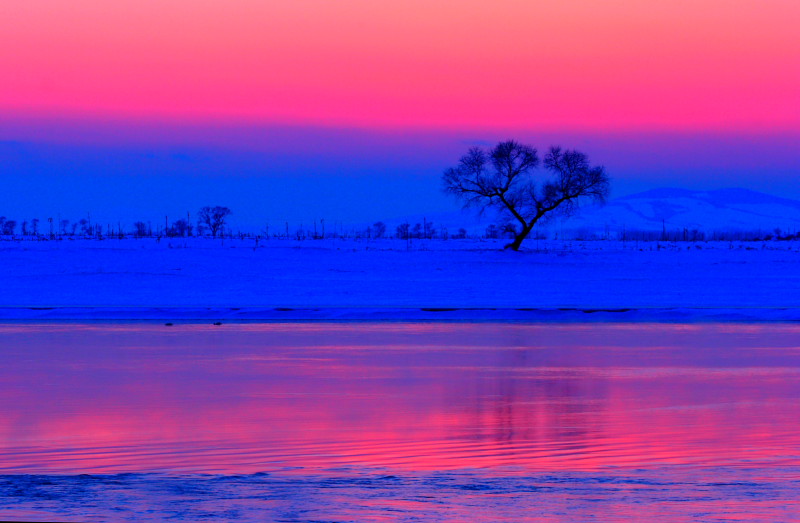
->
1;323;799;521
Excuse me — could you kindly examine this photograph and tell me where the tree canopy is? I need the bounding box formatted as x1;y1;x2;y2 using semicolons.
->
443;140;609;250
198;206;232;238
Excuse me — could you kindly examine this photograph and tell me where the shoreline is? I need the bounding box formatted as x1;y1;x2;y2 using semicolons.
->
1;306;799;323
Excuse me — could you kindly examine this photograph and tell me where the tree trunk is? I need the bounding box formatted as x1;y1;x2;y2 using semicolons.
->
504;224;534;251
504;234;525;251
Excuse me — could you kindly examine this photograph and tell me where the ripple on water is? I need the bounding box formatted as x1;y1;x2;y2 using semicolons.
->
0;322;799;521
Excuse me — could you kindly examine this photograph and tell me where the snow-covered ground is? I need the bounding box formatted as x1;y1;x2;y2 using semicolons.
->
1;237;799;320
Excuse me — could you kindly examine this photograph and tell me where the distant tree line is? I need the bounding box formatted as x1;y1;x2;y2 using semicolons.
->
0;207;233;240
2;179;799;245
1;206;797;244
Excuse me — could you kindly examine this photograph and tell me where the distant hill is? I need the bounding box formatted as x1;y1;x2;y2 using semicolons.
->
385;188;800;238
561;188;800;235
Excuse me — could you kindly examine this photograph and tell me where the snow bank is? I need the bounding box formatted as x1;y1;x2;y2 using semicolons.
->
2;238;799;320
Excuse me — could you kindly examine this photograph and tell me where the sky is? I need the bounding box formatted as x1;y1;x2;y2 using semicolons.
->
1;0;798;229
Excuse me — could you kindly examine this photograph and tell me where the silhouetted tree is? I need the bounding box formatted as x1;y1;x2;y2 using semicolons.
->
133;221;148;238
170;219;189;237
443;140;609;250
79;219;90;236
395;223;410;239
31;218;40;236
412;223;422;239
198;206;232;238
373;221;387;238
424;221;435;239
501;223;517;239
2;219;17;236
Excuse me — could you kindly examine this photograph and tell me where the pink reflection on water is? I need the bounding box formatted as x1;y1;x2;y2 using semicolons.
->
0;323;799;476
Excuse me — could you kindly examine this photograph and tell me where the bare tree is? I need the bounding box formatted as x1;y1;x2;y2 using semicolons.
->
133;221;148;238
501;223;517;239
423;221;435;239
197;206;232;238
2;219;17;236
79;218;90;236
443;140;609;250
395;223;410;239
169;219;189;237
373;221;387;238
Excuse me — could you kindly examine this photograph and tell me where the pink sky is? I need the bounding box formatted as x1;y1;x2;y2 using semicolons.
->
1;0;798;131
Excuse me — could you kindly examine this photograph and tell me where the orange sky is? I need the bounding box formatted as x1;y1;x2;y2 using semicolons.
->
1;0;798;130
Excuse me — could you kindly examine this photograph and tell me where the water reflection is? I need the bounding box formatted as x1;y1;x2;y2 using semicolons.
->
0;323;799;475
